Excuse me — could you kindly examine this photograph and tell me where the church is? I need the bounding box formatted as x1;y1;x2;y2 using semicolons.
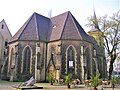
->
0;11;106;82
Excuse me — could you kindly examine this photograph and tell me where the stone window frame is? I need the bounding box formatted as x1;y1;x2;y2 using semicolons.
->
65;45;77;74
21;45;32;74
84;46;91;80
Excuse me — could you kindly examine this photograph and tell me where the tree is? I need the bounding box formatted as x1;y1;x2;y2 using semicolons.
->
86;11;120;79
64;74;72;88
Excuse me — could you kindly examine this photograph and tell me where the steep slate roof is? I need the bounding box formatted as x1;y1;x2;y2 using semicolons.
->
50;11;90;41
49;12;68;41
71;13;91;41
11;13;51;42
11;11;91;43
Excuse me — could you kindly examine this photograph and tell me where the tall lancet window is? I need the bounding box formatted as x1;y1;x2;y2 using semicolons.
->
68;46;75;69
23;47;31;73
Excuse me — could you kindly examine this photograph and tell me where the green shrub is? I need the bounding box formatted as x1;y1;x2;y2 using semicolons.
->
47;73;54;85
110;74;118;88
89;72;100;88
64;74;72;84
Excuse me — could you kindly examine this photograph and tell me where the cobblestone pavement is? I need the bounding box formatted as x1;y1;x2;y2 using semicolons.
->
0;83;120;90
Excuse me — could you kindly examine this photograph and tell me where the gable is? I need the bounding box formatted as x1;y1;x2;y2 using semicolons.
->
61;13;81;40
11;13;51;42
0;19;12;41
49;12;68;41
50;11;90;42
11;15;34;42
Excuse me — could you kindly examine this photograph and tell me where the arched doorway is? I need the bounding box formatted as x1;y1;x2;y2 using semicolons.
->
47;53;56;79
49;64;55;78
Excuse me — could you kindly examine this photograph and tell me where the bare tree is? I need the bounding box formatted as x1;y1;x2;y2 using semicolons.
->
86;11;120;79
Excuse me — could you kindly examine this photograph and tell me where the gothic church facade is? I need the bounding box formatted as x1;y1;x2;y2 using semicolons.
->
1;11;106;82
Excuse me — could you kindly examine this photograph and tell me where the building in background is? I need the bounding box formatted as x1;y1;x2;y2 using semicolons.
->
88;11;107;78
0;19;12;79
113;53;120;76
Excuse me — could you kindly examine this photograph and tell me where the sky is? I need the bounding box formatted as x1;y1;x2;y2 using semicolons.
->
0;0;119;36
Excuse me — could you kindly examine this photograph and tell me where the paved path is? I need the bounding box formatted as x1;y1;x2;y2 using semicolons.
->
0;83;16;90
0;83;120;90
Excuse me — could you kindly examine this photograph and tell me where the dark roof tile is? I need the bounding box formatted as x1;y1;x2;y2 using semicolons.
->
11;13;51;42
11;11;92;43
49;11;68;41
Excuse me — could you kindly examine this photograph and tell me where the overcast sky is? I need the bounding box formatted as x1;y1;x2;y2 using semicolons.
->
0;0;119;36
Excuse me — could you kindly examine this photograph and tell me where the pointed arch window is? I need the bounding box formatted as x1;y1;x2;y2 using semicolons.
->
5;41;8;47
84;47;91;79
23;47;31;73
1;24;4;29
67;46;75;69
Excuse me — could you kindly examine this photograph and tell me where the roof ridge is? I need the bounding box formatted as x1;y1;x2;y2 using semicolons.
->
0;19;12;37
68;12;82;39
0;19;5;23
59;11;69;39
34;13;40;40
17;15;34;40
34;12;50;19
46;19;52;42
11;13;34;42
49;11;69;41
51;11;70;19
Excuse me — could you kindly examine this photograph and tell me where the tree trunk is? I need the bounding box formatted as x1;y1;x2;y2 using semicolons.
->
109;54;116;79
109;61;113;79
